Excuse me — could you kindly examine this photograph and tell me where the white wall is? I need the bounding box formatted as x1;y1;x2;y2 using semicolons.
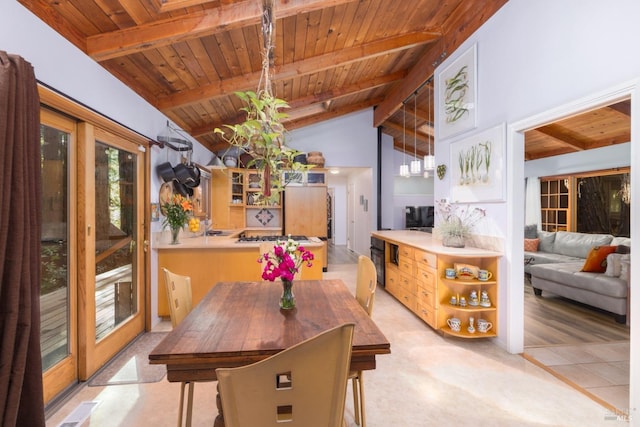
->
437;0;639;417
288;109;378;255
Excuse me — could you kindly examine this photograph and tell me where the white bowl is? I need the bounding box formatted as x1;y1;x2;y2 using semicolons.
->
223;156;237;167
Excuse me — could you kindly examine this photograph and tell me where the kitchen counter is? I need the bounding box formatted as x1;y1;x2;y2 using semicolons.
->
371;229;502;257
154;229;325;317
154;229;325;250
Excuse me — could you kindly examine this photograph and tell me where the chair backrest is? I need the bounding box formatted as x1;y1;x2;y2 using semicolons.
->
163;268;193;328
216;323;355;427
355;255;377;317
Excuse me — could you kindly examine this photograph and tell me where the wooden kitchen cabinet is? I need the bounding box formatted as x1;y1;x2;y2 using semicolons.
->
211;168;245;229
284;186;327;237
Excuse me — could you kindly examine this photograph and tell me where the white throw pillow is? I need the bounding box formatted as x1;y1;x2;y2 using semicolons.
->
604;253;623;277
619;254;631;279
605;253;631;277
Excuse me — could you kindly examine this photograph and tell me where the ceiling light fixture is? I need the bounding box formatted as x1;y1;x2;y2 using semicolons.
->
424;78;435;176
400;102;410;177
410;92;421;175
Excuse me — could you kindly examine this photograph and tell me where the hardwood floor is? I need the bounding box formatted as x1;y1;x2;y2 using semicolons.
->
327;243;360;265
524;281;629;347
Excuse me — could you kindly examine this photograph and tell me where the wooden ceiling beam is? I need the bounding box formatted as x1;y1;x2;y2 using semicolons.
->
151;0;218;13
86;0;358;61
534;124;590;151
382;121;431;144
608;100;631;117
372;39;444;127
156;32;439;110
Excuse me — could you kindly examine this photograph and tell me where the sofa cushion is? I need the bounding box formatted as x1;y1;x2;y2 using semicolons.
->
553;231;613;258
530;262;628;298
611;236;631;248
604;253;630;277
581;246;617;273
537;231;556;253
524;238;540;252
524;251;582;266
524;224;538;239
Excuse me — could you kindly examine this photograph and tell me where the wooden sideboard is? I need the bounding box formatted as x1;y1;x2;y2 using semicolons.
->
374;230;501;339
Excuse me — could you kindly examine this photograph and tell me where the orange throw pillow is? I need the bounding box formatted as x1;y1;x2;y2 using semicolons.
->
524;238;540;252
581;246;617;273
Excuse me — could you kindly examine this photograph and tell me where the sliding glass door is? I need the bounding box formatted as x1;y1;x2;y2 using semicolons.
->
40;104;147;401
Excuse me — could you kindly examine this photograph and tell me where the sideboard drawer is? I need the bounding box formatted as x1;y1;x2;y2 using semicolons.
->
399;245;414;259
398;255;414;276
414;250;437;269
416;266;436;288
416;301;436;327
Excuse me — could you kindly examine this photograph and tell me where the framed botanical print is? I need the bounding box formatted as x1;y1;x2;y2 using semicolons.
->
450;123;505;203
438;43;477;140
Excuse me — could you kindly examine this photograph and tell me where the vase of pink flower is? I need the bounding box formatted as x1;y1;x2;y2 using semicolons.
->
259;236;314;309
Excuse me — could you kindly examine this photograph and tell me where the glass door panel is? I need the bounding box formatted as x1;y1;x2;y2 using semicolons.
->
40;109;77;404
78;124;144;380
94;141;138;340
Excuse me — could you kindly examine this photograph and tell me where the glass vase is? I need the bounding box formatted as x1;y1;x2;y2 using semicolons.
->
442;234;465;248
280;279;295;310
170;226;181;245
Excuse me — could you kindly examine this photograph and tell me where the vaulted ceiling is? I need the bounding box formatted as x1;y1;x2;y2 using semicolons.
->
20;0;626;162
20;0;507;157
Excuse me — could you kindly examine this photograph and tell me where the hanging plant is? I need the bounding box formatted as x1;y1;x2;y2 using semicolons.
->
214;0;310;206
214;90;310;205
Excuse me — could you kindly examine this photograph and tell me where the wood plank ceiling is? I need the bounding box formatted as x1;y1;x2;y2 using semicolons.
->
20;0;628;162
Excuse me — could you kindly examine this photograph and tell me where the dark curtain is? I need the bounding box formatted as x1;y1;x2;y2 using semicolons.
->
0;51;45;426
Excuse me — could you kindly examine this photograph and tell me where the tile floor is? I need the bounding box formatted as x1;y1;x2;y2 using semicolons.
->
45;256;630;426
524;342;630;412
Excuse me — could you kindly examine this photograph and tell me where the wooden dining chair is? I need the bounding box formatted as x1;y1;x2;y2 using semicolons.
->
162;268;195;427
216;323;355;427
350;255;377;427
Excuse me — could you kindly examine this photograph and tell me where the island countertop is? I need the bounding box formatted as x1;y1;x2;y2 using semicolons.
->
371;229;502;257
154;228;325;250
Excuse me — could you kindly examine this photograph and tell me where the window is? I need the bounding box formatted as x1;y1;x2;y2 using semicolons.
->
540;168;630;236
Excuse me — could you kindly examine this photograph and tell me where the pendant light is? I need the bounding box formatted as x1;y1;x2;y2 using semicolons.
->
399;102;410;177
410;93;422;175
423;80;435;174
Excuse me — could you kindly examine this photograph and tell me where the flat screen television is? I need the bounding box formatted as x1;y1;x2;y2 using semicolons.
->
405;206;434;229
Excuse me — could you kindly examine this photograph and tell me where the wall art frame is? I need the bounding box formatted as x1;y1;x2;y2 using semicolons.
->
438;43;477;140
450;122;506;203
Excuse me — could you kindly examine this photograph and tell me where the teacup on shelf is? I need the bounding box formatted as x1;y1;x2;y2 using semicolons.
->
447;317;461;332
477;319;493;333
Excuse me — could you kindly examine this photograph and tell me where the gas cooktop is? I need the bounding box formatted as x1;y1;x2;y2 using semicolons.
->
236;235;309;243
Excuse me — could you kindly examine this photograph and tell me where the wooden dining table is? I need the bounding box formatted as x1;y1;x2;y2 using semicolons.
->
149;279;391;426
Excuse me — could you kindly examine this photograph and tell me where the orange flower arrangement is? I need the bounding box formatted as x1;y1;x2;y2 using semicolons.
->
162;194;193;230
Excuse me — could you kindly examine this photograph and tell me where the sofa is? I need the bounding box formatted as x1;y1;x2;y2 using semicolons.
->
524;230;631;323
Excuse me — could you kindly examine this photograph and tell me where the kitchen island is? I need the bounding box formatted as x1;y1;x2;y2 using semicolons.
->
372;230;502;338
155;229;325;317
